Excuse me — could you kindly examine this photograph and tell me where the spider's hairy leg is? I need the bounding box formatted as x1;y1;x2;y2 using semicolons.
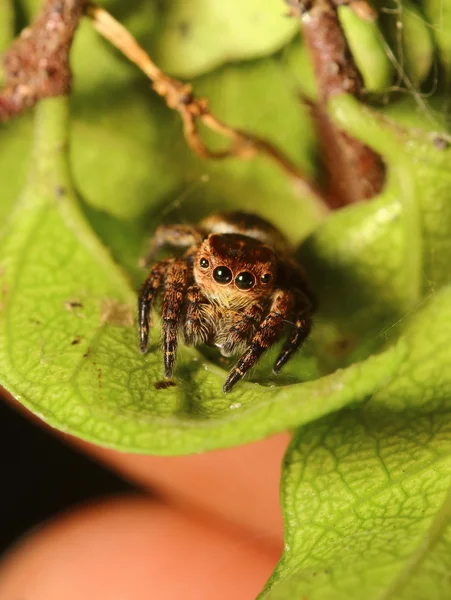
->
161;259;190;378
138;258;173;353
223;290;294;393
273;292;313;373
221;302;265;357
184;285;211;346
143;225;203;266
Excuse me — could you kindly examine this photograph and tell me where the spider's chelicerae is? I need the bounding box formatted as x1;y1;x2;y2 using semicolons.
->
138;212;316;393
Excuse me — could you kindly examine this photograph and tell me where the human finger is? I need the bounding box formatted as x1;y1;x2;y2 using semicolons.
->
0;495;280;600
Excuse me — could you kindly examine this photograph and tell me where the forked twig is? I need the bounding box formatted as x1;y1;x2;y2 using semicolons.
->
85;2;326;203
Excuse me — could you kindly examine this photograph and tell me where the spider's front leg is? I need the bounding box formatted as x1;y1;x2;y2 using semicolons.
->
142;225;203;266
161;259;190;378
183;285;211;346
223;289;294;393
138;258;172;353
273;291;313;374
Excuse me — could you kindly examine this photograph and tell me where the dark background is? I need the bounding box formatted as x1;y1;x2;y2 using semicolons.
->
0;395;134;555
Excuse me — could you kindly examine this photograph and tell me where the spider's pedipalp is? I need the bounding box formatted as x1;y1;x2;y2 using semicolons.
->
184;284;211;346
221;301;265;356
138;258;173;353
161;258;190;378
223;289;294;393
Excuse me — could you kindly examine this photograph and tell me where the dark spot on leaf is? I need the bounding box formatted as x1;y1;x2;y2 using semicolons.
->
0;277;9;311
100;299;133;327
55;185;66;197
64;300;83;310
154;380;176;390
329;336;357;358
178;20;190;37
71;336;81;345
82;347;91;359
432;135;450;150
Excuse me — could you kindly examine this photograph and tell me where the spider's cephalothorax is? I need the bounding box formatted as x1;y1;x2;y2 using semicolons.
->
138;212;315;393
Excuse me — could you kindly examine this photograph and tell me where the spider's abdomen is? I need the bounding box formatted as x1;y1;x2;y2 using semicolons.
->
200;211;290;255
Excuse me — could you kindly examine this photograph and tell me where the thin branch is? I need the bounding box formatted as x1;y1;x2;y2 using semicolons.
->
287;0;364;102
0;0;85;121
85;2;326;203
287;0;386;206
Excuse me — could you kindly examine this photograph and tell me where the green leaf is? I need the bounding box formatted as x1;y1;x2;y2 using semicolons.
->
327;94;451;295
338;6;394;92
5;3;451;598
261;287;451;598
0;116;33;224
423;0;451;72
2;3;451;459
0;98;401;452
396;0;434;85
375;0;434;87
259;95;451;600
0;0;14;58
67;16;322;232
189;50;322;243
68;19;186;221
260;400;451;599
2;88;451;456
150;0;298;78
291;94;451;375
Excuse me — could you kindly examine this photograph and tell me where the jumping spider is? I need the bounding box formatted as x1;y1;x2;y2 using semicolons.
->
138;212;315;393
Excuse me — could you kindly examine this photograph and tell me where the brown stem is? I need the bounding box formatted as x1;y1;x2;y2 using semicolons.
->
287;0;385;207
0;0;85;121
288;0;363;101
85;3;326;204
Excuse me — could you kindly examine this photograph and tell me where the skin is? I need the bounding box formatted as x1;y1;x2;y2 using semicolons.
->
0;391;290;600
138;212;315;393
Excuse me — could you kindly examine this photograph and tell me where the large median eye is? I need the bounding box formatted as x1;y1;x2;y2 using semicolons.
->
235;271;255;290
213;266;233;284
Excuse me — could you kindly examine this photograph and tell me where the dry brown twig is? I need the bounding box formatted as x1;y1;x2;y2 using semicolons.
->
0;0;85;121
286;0;385;207
85;2;326;204
0;0;384;210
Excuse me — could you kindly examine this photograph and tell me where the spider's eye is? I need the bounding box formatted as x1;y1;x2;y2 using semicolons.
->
199;258;209;268
235;271;255;290
213;266;233;284
261;273;272;284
